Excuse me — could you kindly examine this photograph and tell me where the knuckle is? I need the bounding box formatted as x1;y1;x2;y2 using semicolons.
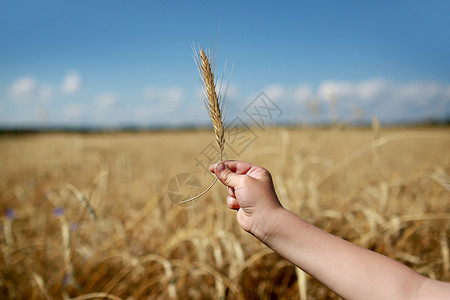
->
222;171;233;184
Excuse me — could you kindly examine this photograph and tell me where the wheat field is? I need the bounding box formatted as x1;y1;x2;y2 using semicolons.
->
0;126;449;299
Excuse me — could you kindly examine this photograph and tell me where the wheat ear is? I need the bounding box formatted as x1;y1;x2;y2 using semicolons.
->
200;48;225;154
180;47;225;204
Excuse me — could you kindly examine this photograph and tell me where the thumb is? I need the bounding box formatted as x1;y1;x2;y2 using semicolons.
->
214;162;238;188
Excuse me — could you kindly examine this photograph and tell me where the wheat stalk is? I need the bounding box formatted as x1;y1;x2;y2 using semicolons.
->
180;46;226;204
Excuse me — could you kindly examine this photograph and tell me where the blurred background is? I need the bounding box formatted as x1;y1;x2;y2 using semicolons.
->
1;0;449;129
1;2;450;298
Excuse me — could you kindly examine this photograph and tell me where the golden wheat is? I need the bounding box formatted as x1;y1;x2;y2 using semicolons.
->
180;46;226;204
1;128;449;299
199;48;225;154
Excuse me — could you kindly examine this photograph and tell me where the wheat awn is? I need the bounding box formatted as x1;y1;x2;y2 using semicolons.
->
180;46;227;204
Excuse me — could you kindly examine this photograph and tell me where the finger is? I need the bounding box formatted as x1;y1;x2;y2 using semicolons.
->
209;162;218;173
227;186;235;198
211;160;260;175
214;162;240;188
222;160;255;175
226;195;240;210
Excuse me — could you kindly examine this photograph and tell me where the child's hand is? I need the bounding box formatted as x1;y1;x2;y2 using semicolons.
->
212;161;450;300
210;160;283;240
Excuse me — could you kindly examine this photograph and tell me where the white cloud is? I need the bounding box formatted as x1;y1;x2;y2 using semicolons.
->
316;79;393;105
265;83;285;100
317;80;353;100
10;71;81;104
63;103;85;119
445;85;450;98
61;70;82;95
142;85;184;114
262;78;450;123
219;82;239;100
264;83;314;105
9;77;55;105
10;76;37;102
38;83;54;103
293;83;314;104
394;81;442;105
353;79;391;102
314;78;449;107
95;92;118;109
143;86;183;104
165;87;183;105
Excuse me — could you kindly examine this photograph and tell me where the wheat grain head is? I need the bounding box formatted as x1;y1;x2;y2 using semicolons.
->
179;46;227;204
198;47;225;156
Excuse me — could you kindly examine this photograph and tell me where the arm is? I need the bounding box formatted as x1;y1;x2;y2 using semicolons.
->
211;160;450;300
265;208;426;300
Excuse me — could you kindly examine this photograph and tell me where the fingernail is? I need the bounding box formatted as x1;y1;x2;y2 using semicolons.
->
216;162;226;173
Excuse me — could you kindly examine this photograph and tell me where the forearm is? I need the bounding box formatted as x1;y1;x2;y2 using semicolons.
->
261;208;426;300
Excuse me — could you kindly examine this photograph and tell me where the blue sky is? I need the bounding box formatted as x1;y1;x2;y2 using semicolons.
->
1;1;449;128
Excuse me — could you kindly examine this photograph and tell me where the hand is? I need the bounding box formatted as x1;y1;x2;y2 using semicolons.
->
210;160;283;240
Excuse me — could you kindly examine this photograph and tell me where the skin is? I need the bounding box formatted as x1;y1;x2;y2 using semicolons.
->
209;160;450;300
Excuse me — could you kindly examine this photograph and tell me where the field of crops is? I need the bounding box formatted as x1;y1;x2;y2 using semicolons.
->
1;126;449;299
